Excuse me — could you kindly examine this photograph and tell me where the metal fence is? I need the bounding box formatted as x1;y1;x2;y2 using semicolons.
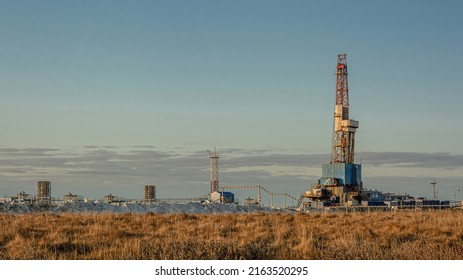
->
304;204;462;214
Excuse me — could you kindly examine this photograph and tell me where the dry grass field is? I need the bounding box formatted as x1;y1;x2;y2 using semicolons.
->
0;211;462;259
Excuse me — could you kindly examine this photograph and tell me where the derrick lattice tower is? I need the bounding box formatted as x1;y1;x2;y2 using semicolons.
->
209;148;219;193
303;54;364;205
332;54;358;164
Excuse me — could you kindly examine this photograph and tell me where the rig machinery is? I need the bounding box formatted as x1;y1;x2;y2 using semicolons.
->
304;54;366;205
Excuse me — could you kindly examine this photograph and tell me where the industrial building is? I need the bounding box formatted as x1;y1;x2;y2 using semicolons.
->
13;191;32;203
63;193;83;203
211;191;234;203
102;193;125;203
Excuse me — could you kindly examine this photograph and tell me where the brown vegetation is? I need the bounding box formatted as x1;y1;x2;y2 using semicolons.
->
0;211;462;259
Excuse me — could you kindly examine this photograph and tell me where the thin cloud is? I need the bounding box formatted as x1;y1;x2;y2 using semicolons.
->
0;147;461;199
358;152;463;168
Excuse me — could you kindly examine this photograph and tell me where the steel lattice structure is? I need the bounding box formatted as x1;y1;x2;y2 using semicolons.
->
209;148;219;193
332;54;359;164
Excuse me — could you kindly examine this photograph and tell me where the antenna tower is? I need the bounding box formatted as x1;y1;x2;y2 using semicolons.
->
209;147;219;193
332;54;359;164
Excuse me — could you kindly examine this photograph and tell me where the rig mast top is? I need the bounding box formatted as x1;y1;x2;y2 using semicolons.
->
332;54;359;164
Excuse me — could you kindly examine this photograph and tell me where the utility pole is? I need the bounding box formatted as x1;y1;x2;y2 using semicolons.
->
430;179;437;200
457;186;462;201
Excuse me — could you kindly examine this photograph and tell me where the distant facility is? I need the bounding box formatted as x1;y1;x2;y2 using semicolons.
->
102;193;124;203
36;180;51;204
63;193;83;202
15;191;32;203
0;55;460;211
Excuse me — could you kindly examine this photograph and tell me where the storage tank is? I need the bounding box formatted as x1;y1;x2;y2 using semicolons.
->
144;185;156;202
36;181;51;204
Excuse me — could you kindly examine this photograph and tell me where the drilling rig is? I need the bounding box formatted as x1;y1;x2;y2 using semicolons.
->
304;54;365;205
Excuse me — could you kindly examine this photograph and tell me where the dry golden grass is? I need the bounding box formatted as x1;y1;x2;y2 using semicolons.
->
0;211;462;259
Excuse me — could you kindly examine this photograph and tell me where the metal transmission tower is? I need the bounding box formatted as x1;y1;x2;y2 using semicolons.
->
332;54;359;164
209;148;219;193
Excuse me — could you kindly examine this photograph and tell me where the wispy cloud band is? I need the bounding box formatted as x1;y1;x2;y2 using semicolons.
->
0;146;461;198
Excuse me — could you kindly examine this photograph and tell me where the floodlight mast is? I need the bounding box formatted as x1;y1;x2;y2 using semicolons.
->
209;147;219;193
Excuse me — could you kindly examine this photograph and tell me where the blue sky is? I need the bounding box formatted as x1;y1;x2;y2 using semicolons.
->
0;1;462;202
